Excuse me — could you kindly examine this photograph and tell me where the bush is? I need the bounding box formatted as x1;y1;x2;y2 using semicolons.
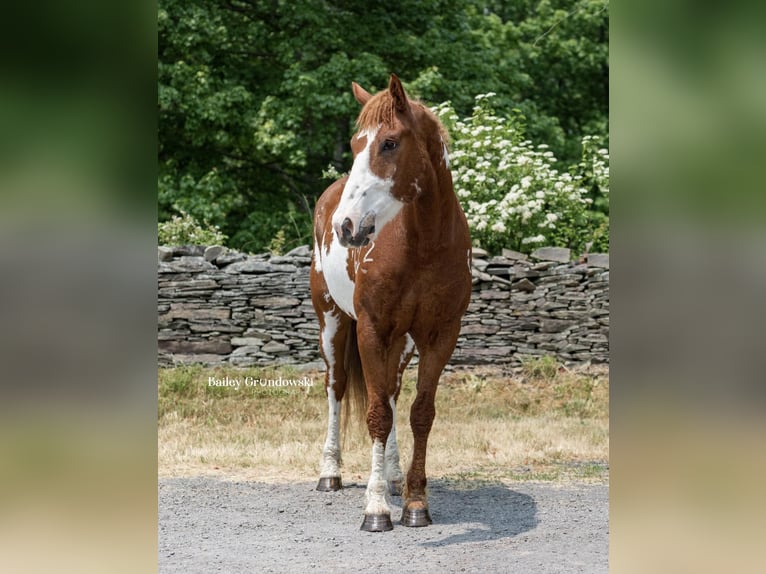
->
433;95;609;255
158;210;227;246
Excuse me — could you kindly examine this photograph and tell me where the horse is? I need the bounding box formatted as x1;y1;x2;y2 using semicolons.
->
310;74;472;532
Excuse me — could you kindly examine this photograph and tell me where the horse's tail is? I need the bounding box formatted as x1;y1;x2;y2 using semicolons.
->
343;319;367;438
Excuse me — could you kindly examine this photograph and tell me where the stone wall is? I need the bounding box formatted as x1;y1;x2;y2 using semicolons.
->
158;245;609;368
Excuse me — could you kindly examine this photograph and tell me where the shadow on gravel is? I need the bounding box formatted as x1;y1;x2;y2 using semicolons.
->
419;480;538;547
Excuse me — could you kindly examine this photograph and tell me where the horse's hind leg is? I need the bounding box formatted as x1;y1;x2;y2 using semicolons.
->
384;334;415;496
316;308;352;491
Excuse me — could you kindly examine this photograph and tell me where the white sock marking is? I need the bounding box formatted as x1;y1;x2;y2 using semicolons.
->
365;438;391;516
319;312;342;477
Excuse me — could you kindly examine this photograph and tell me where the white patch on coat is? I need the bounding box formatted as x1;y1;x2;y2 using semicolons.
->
321;232;357;319
332;127;403;243
313;240;322;273
319;311;342;477
364;438;391;516
400;334;415;376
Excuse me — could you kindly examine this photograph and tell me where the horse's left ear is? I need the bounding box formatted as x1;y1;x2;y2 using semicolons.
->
388;74;411;114
352;82;372;106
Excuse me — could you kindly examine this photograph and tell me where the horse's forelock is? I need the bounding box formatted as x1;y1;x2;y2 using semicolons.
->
355;91;396;132
355;91;448;147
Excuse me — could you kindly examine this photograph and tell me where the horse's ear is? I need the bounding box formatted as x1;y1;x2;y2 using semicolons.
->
388;73;411;114
352;82;372;106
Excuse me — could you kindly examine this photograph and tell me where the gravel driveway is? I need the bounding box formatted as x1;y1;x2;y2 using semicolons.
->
159;476;607;573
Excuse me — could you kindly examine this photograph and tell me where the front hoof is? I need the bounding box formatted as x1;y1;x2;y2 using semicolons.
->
316;476;342;491
401;504;432;527
360;513;394;532
388;480;403;497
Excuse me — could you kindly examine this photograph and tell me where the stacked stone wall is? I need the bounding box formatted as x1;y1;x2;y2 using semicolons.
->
158;245;608;368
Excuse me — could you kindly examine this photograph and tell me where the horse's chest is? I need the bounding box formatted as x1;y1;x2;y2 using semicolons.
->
321;235;359;319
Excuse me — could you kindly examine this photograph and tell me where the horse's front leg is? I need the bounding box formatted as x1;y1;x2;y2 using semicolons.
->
357;316;401;532
402;324;461;527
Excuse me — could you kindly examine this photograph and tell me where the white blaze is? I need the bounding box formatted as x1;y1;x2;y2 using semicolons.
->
332;127;403;243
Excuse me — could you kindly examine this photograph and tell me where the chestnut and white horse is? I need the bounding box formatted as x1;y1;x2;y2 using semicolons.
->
310;74;471;532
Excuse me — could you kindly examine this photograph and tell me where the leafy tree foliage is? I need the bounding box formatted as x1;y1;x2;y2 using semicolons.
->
159;0;608;253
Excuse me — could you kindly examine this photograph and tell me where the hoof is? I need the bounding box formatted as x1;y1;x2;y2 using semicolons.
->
316;476;342;491
360;513;394;532
401;505;432;527
388;480;403;497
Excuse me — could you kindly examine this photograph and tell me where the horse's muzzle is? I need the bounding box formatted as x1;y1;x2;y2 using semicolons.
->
336;212;376;248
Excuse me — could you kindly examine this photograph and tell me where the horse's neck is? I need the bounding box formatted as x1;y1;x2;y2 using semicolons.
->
404;164;463;257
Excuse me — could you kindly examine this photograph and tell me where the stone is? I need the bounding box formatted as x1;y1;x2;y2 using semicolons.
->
479;290;510;300
250;296;301;308
530;247;571;263
225;260;274;274
261;341;290;354
472;259;489;271
460;323;499;335
215;252;247;267
285;244;311;258
512;278;536;293
270;263;299;273
172;245;206;257
540;319;574;333
485;266;512;278
501;248;528;261
163;305;230;321
204;245;226;262
159;257;216;274
158;340;232;355
471;269;493;282
231;337;265;347
587;253;609;268
158;246;173;261
471;247;488;258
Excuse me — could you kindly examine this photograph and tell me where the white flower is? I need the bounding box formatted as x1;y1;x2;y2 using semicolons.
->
491;221;506;233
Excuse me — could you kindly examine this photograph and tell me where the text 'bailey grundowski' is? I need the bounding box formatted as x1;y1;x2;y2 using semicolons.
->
207;375;315;389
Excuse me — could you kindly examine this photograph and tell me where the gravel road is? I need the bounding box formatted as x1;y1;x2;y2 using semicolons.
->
159;477;607;573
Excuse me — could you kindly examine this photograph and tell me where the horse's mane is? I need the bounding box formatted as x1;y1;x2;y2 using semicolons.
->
356;90;450;146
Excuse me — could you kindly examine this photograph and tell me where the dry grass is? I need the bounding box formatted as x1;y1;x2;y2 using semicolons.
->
158;358;608;483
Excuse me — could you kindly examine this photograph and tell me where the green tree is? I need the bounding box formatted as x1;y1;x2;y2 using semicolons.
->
158;0;608;252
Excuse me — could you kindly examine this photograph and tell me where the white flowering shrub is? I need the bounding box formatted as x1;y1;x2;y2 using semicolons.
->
433;95;609;255
158;210;227;246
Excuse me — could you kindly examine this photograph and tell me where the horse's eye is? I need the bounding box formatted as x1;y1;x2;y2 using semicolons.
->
381;140;398;152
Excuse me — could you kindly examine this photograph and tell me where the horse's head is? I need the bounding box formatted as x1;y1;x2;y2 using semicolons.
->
332;74;444;248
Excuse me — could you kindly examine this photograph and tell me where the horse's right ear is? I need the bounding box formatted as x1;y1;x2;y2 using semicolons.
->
352;82;372;106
